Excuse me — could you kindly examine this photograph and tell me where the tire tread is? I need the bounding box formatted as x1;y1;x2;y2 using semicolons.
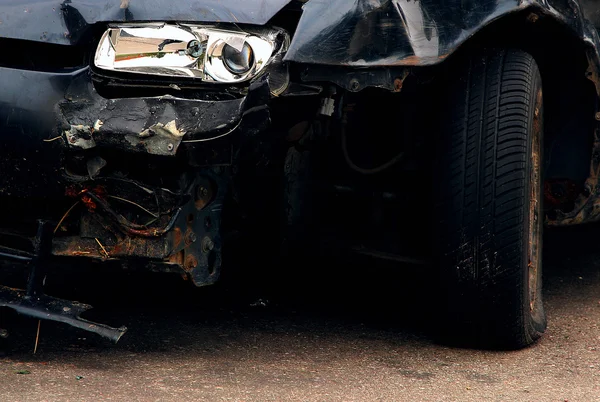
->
435;49;545;348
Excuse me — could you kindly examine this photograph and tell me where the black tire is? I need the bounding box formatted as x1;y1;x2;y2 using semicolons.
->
435;49;546;349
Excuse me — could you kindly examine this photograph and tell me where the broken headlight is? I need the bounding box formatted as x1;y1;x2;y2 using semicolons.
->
94;24;289;94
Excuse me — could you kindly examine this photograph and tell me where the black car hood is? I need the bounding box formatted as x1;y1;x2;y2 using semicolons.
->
0;0;293;45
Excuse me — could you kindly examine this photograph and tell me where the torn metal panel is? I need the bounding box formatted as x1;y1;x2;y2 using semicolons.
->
286;0;439;66
58;72;271;156
285;0;600;71
65;124;97;149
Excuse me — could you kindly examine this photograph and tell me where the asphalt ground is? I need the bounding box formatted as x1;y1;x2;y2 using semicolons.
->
1;225;599;401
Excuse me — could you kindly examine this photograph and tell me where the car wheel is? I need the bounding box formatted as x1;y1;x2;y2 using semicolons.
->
435;49;546;349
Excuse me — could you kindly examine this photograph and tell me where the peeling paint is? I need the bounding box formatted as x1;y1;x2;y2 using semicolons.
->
139;120;185;139
121;120;186;156
93;119;103;132
65;125;96;149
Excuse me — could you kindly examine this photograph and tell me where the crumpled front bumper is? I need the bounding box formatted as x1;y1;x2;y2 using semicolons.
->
61;71;270;157
0;66;270;199
0;65;272;266
0;64;273;341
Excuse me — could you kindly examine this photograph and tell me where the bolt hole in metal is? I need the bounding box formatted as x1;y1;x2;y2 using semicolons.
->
202;236;215;253
195;182;214;210
202;235;217;275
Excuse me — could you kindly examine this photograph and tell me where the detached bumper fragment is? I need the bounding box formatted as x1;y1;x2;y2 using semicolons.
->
0;285;127;343
0;221;127;342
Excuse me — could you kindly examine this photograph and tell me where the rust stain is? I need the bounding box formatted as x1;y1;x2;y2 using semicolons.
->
532;88;542;136
385;55;424;66
184;228;195;246
173;227;183;248
81;195;97;211
53;238;97;258
184;254;198;272
544;179;579;209
527;13;539;23
95;238;110;258
392;70;410;93
393;78;404;92
168;250;184;265
66;185;107;212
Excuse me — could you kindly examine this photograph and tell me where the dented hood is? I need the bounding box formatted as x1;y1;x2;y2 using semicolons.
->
0;0;293;45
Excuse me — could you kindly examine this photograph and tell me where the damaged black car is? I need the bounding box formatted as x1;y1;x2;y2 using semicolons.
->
3;0;600;349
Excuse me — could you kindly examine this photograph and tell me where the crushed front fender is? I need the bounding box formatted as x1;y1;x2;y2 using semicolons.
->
285;0;600;69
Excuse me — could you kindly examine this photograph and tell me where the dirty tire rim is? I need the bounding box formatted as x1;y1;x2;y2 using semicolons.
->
528;88;543;313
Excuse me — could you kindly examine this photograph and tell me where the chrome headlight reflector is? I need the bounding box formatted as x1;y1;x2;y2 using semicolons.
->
94;24;288;85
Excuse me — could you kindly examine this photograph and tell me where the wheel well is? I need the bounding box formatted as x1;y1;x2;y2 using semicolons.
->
439;10;597;212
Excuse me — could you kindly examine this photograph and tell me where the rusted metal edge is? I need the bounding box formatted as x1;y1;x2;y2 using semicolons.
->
0;285;127;343
545;28;600;226
547;51;600;226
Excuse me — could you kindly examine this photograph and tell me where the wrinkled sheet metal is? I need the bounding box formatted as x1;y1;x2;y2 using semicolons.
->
285;0;600;228
0;0;293;45
285;0;600;68
58;73;270;156
0;65;270;199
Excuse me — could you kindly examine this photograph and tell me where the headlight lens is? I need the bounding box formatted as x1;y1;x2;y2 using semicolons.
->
94;23;288;86
222;42;254;75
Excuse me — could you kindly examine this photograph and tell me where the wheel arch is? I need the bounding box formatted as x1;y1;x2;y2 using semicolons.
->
290;1;600;225
437;10;598;223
